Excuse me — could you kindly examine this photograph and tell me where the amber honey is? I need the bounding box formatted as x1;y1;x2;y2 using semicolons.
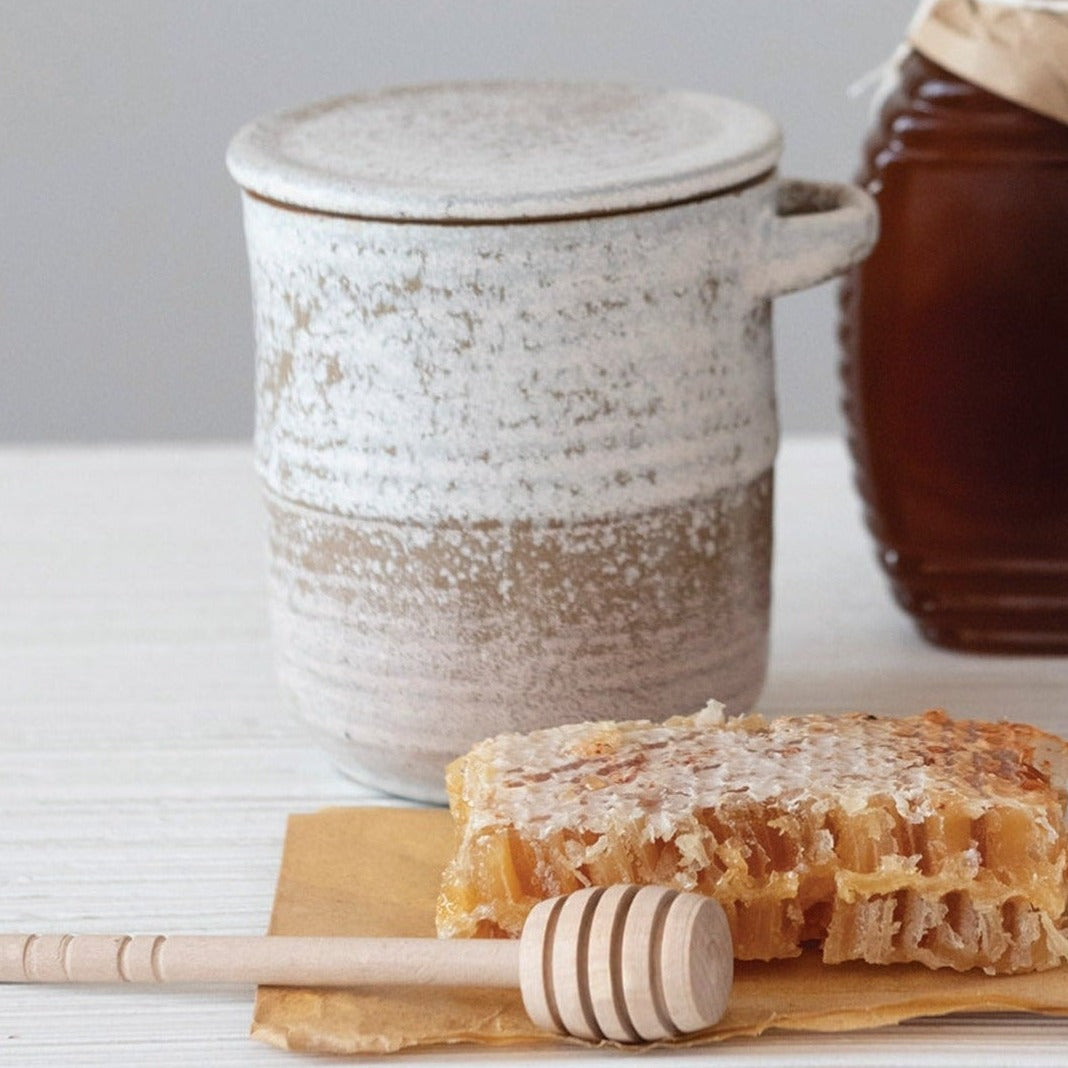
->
840;52;1068;652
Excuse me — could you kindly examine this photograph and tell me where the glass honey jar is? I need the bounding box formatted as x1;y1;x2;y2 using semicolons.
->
839;9;1068;653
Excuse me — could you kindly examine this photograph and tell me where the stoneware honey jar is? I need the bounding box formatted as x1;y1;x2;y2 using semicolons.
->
227;82;877;801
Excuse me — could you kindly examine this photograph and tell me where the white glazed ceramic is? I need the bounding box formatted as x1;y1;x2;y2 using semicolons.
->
228;82;877;802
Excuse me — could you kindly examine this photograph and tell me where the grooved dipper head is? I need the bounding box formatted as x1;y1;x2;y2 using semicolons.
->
518;885;733;1043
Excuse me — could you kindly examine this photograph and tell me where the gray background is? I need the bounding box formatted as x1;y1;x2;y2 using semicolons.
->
1;0;914;444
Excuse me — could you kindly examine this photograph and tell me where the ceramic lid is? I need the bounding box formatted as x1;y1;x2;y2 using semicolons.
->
226;82;782;221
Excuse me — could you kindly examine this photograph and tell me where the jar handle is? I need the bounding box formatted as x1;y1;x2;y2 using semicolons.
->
752;179;878;298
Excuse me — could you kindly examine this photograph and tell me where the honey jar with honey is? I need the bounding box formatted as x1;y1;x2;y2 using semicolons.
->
840;0;1068;652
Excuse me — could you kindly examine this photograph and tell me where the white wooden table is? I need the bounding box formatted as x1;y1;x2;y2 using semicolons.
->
1;437;1066;1066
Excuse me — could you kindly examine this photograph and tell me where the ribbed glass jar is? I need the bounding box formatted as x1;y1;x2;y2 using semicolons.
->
840;51;1068;652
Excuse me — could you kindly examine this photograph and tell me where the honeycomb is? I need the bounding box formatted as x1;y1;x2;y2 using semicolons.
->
436;706;1068;974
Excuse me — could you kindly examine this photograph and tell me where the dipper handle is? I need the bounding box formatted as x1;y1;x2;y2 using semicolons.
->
0;933;518;989
0;886;733;1044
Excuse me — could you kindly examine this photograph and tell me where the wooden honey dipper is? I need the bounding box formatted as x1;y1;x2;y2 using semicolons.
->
0;885;732;1044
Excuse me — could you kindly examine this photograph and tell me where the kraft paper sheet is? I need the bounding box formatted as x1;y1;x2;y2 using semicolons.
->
252;807;1068;1055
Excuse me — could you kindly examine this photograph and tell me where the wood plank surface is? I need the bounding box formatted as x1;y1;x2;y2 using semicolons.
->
1;440;1066;1066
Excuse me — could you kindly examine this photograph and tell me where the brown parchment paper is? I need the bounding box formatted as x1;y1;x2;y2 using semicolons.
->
252;807;1068;1055
911;0;1068;126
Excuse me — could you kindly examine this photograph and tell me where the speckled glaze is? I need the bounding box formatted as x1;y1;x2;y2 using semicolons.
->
230;84;877;801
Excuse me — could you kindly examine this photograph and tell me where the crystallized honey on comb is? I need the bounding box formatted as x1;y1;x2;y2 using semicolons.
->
436;705;1068;974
